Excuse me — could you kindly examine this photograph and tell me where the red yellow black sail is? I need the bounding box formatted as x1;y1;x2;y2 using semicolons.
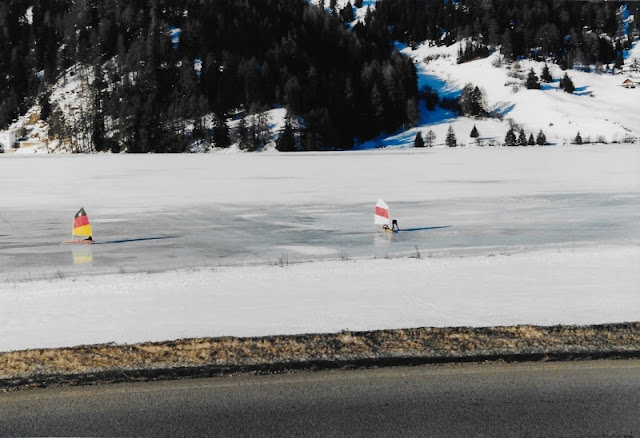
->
72;208;93;238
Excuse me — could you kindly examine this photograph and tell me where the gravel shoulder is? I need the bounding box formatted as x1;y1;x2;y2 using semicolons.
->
2;322;639;390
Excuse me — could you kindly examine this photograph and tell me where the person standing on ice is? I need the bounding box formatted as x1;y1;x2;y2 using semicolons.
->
384;220;400;231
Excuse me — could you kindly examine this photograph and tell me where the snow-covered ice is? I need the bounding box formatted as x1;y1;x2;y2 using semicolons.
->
1;145;639;352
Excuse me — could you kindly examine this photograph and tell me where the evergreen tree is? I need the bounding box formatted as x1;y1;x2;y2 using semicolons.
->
614;51;624;70
236;117;251;151
501;28;514;61
445;125;457;147
425;129;436;147
276;117;297;152
560;73;575;93
339;3;355;22
574;131;583;145
414;131;424;148
525;68;541;89
459;84;486;117
213;114;231;149
541;64;553;83
505;128;517;146
528;133;535;145
90;69;106;152
470;125;479;138
518;128;527;146
253;111;272;151
405;98;420;128
536;129;547;145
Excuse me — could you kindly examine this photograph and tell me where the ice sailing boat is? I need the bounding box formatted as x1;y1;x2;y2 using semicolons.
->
63;207;95;244
375;199;399;233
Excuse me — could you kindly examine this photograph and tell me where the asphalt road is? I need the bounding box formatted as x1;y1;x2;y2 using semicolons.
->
1;359;639;437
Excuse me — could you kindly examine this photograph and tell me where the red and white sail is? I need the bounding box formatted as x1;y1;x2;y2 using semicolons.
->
374;198;390;227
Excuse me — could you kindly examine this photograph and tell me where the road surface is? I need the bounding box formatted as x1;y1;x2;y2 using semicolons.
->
1;359;639;437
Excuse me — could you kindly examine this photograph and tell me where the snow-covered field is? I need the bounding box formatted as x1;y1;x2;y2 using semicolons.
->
1;145;639;352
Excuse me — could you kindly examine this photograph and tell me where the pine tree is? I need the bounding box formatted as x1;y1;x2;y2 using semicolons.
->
339;2;355;22
213;114;231;149
560;73;575;93
541;64;553;83
501;29;514;61
236;117;251;151
525;68;541;89
406;98;420;127
425;130;436;147
276;117;297;152
614;51;624;70
536;130;547;145
459;84;486;117
470;125;479;138
445;125;457;147
518;128;527;146
414;131;425;148
505;128;517;146
528;133;535;145
254;111;271;151
574;131;583;145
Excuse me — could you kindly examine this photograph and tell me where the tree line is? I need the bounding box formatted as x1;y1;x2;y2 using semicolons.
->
0;0;419;152
1;0;638;153
371;0;638;67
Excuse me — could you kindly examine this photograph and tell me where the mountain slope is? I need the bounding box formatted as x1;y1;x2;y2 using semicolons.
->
361;39;640;149
4;0;639;153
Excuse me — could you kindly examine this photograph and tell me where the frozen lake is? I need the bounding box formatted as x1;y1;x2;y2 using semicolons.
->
1;193;638;282
1;145;639;351
1;146;638;282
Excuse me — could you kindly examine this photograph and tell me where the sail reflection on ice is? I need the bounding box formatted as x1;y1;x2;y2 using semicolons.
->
72;247;93;265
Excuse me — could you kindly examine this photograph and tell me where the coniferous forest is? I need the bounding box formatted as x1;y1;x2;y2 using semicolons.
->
0;0;418;152
372;0;636;67
0;0;637;152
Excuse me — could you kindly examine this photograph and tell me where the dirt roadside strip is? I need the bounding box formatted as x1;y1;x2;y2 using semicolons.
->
2;322;640;390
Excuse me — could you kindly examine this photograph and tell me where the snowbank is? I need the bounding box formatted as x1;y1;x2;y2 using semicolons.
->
1;245;638;353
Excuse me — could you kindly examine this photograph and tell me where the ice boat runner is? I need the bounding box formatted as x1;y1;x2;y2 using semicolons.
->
374;199;399;232
63;207;95;244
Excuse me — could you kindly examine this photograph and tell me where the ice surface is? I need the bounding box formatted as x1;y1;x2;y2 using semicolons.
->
0;145;638;351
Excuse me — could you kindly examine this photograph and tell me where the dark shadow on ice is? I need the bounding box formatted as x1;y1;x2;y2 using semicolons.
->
400;226;451;232
96;236;178;245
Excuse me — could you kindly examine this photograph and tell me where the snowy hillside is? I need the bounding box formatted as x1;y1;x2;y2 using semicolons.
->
4;0;639;153
371;40;640;149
